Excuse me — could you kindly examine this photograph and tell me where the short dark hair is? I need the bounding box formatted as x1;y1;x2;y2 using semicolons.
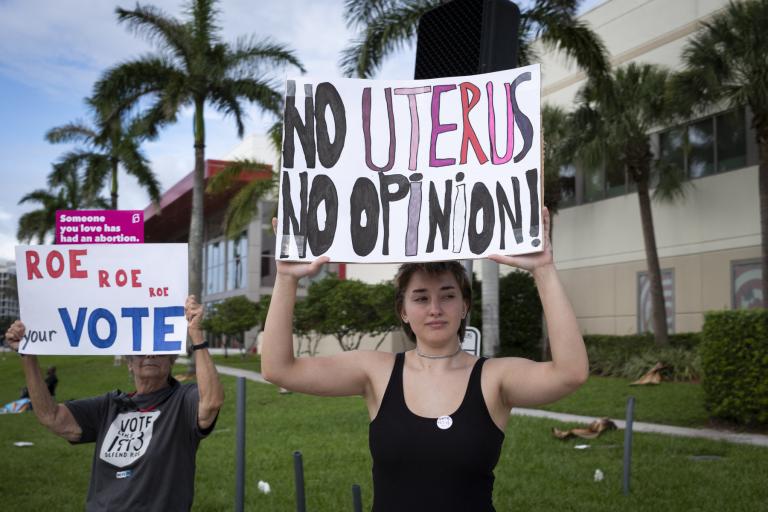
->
394;261;472;343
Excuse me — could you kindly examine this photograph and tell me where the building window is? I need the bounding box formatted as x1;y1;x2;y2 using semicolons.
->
656;107;747;182
582;163;604;203
717;108;747;172
227;232;248;290
732;259;763;309
605;164;626;198
659;127;685;171
560;107;749;209
687;117;715;178
637;269;674;334
559;164;576;207
205;241;225;295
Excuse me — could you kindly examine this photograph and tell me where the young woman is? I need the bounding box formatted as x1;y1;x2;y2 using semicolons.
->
261;208;587;511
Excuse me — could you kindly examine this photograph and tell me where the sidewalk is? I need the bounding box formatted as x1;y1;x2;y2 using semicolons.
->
188;360;768;448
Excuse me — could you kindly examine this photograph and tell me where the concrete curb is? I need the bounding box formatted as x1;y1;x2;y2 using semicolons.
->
512;408;768;447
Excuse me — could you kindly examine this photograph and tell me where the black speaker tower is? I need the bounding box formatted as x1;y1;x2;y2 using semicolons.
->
414;0;521;79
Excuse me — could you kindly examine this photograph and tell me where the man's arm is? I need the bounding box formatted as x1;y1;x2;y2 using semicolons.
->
6;321;82;441
185;296;224;431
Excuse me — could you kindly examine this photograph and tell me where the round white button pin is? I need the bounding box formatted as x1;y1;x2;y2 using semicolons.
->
436;415;453;430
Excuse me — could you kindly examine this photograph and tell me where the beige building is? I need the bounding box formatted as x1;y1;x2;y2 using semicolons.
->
539;0;762;334
157;0;762;348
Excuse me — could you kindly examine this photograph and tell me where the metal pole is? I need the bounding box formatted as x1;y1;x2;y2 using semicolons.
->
352;484;363;512
623;396;636;496
235;376;246;512
294;451;306;512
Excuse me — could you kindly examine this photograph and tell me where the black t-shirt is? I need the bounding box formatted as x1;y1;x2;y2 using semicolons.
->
65;380;215;512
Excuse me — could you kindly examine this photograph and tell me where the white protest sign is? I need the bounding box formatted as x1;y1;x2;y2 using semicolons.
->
15;244;188;355
277;64;542;263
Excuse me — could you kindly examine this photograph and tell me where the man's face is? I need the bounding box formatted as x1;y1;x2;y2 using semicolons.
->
128;355;174;381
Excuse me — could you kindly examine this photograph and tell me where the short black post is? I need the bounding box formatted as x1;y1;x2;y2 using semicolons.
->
294;451;306;512
235;377;246;512
352;484;363;512
623;396;636;495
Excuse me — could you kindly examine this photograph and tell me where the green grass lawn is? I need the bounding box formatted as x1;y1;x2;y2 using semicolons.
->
539;376;710;427
1;354;766;511
211;353;261;372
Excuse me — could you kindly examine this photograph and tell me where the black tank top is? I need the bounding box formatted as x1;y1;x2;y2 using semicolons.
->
369;352;505;511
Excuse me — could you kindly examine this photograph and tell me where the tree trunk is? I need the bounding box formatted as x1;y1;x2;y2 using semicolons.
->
758;132;768;307
481;259;499;357
187;97;206;374
636;176;669;345
111;157;121;367
110;158;119;210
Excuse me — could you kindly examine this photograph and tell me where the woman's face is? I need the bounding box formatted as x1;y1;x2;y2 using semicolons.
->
400;270;467;346
128;355;174;382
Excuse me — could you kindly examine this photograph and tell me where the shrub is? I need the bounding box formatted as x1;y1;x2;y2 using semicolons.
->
621;347;701;382
585;333;702;381
700;310;768;426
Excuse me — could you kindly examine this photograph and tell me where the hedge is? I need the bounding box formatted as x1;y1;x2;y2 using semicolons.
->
700;310;768;426
471;270;543;360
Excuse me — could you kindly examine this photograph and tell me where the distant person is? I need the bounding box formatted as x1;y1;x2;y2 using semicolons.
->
45;366;58;397
261;208;589;511
4;295;224;512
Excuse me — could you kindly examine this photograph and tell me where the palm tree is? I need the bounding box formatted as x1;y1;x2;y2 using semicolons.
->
17;161;109;244
341;0;609;82
342;0;611;356
672;0;768;304
570;62;688;345
93;0;304;312
45;98;161;210
542;104;572;215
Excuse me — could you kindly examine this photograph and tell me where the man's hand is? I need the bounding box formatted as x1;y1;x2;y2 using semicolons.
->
185;295;204;345
4;320;25;352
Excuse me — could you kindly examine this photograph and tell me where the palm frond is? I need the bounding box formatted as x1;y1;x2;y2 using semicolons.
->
343;0;399;29
121;145;162;204
45;122;98;145
116;4;192;65
227;37;305;75
526;1;610;84
94;57;184;113
222;175;278;238
17;210;53;245
340;0;438;78
268;120;283;155
18;189;57;207
653;158;691;203
187;0;221;50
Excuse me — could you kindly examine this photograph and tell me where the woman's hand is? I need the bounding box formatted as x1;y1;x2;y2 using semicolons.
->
4;320;25;352
489;207;553;273
272;217;329;280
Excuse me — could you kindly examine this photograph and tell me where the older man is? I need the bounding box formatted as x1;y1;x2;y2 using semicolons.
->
4;295;223;512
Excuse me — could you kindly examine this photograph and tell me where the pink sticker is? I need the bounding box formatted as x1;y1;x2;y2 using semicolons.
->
56;210;144;244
